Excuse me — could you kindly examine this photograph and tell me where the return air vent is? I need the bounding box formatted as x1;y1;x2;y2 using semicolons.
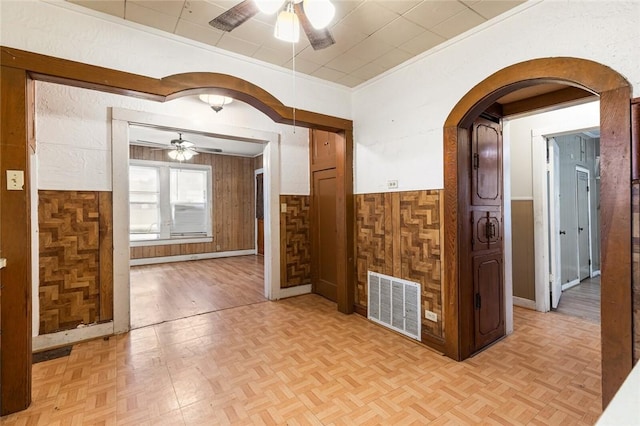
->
368;271;421;341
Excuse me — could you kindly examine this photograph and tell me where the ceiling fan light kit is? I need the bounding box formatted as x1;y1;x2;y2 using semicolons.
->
274;3;300;43
209;0;336;50
168;133;199;161
198;94;234;112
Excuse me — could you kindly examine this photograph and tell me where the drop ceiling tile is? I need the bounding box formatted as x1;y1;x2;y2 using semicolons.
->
468;0;526;20
325;53;368;74
225;18;273;42
129;0;185;17
336;74;366;88
216;33;261;56
399;29;445;55
332;0;366;23
351;62;387;81
372;48;413;70
296;42;344;66
347;36;395;63
180;0;228;28
311;66;347;83
175;19;225;45
368;17;426;48
431;8;485;39
282;57;323;74
337;1;399;36
403;0;466;29
125;2;180;32
68;0;125;18
375;0;422;15
252;45;293;66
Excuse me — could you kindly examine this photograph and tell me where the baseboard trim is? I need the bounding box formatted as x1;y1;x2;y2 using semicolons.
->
130;249;256;266
513;296;536;310
591;270;601;278
278;284;311;299
33;322;114;352
354;303;367;317
562;279;581;291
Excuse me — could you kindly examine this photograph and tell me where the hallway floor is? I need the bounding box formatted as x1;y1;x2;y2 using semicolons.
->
555;276;601;323
3;296;602;425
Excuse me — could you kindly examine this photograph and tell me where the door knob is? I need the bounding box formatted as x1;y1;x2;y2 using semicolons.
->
578;227;584;232
559;230;566;235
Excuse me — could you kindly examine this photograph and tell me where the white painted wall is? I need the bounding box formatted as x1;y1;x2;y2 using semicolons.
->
507;101;600;199
36;82;310;195
352;0;640;194
0;0;351;121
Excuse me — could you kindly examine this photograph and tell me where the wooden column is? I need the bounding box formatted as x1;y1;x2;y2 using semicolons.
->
0;66;33;415
599;87;632;405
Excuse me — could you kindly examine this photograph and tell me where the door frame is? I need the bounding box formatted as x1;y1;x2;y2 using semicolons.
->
0;46;354;415
575;166;593;282
531;124;600;313
443;57;632;406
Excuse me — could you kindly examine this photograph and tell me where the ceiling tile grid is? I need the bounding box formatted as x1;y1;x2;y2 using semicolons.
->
67;0;526;88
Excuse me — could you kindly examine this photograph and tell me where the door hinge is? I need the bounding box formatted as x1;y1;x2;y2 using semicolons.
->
587;185;590;192
589;258;591;266
473;153;479;170
475;293;481;309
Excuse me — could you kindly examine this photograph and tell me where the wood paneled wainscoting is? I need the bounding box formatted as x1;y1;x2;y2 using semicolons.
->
279;195;311;289
355;190;444;351
129;146;255;260
38;190;113;334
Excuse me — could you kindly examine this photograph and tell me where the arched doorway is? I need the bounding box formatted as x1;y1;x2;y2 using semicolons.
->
442;57;632;406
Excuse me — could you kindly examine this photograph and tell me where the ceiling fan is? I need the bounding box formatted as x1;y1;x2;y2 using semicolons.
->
134;133;223;161
209;0;336;50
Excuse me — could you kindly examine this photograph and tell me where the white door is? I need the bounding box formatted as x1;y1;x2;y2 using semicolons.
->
576;170;591;280
548;139;563;309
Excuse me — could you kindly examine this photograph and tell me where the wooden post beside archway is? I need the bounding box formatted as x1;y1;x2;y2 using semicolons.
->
443;57;632;407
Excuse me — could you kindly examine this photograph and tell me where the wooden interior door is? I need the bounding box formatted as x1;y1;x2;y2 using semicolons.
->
466;116;505;354
312;168;338;302
256;172;264;255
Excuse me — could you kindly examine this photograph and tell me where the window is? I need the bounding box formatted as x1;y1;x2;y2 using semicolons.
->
129;160;212;245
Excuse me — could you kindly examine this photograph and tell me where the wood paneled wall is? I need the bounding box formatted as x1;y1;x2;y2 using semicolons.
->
129;146;255;259
254;154;263;170
280;195;311;288
511;200;535;301
356;190;444;349
38;190;113;334
634;184;640;363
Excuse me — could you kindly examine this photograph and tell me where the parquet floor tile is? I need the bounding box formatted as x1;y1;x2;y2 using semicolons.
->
3;296;605;425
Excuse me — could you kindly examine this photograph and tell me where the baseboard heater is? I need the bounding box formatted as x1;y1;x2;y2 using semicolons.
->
367;271;421;341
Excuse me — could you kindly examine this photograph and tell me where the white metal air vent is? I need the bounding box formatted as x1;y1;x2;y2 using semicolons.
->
368;271;421;341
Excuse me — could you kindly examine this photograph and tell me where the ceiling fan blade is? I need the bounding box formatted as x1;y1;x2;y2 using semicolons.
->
209;0;260;32
295;3;335;50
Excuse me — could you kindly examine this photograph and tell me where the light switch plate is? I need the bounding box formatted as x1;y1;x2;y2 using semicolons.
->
7;170;25;190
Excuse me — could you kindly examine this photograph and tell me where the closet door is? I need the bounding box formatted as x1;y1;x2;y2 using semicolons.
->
312;168;338;302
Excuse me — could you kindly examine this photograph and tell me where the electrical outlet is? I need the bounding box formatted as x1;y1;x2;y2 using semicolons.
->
387;180;398;189
424;310;438;322
281;203;287;213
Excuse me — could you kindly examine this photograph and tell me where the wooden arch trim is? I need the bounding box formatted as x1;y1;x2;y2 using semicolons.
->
0;46;354;415
0;46;352;131
443;57;632;407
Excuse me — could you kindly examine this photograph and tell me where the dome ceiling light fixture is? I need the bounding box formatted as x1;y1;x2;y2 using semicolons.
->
209;0;336;50
198;94;234;113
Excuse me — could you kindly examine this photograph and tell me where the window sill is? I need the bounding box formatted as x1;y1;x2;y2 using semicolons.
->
130;237;213;247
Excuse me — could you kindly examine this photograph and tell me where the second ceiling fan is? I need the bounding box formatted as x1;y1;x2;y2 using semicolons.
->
209;0;336;50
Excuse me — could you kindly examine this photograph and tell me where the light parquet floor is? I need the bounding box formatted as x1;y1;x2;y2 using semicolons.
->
130;256;266;329
3;296;602;425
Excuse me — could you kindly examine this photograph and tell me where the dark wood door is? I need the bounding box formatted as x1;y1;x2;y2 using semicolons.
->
312;168;338;302
464;116;505;355
473;253;504;348
256;172;264;255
